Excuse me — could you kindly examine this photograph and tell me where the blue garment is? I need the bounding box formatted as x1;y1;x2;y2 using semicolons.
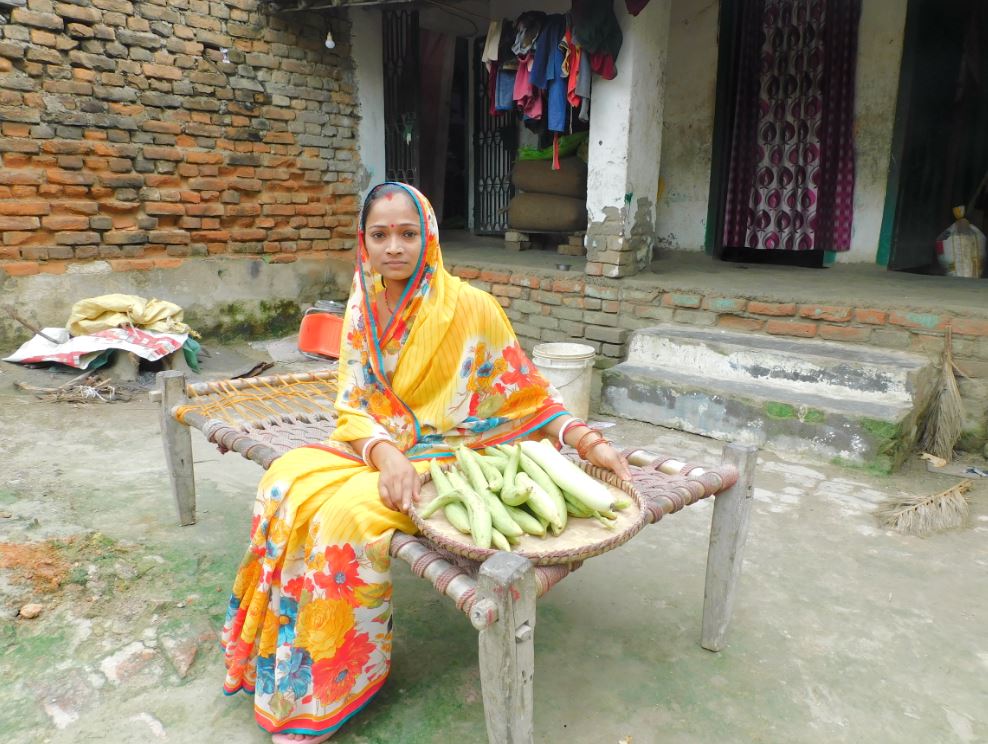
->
530;14;568;132
495;67;516;111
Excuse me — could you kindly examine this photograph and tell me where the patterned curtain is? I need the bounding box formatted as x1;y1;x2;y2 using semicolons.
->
722;0;861;252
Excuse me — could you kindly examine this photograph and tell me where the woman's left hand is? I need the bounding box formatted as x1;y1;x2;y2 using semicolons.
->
583;441;632;482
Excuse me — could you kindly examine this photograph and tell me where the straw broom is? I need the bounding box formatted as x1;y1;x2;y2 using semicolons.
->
919;326;964;462
876;327;969;534
875;480;972;535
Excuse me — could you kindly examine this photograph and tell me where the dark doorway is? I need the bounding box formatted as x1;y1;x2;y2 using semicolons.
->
884;0;988;273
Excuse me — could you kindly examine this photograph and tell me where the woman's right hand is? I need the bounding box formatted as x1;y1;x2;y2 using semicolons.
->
372;443;420;514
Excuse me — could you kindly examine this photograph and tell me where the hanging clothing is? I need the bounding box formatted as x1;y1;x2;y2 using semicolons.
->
495;66;518;112
722;0;860;252
512;11;546;57
221;184;567;738
482;20;501;69
571;0;623;60
530;14;568;133
514;53;543;120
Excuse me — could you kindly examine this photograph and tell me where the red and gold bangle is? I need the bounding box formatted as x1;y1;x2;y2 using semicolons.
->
574;428;606;459
557;417;586;448
579;436;610;460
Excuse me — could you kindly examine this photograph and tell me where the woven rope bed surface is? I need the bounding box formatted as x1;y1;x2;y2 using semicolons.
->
167;368;740;615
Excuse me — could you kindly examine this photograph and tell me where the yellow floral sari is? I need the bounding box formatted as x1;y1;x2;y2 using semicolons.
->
221;184;566;737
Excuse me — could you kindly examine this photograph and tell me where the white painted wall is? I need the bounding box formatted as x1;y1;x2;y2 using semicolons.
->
587;0;671;226
849;0;907;262
654;0;907;263
349;8;385;200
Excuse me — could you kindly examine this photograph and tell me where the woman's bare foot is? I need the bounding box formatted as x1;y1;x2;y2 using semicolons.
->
271;731;334;744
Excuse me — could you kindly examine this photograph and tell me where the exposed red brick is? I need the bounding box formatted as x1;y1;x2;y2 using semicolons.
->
748;301;797;317
509;274;540;288
818;324;871;342
718;316;764;332
153;257;184;269
0;216;40;231
853;308;888;325
1;262;41;276
888;311;950;331
109;259;154;272
451;266;480;279
479;269;510;283
0;201;50;216
799;304;852;322
552;278;584;293
950;318;988;337
41;214;89;230
765;319;817;338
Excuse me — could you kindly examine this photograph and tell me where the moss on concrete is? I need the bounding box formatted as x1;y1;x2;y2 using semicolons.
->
830;455;895;476
764;402;796;419
861;418;901;441
802;409;826;424
186;299;302;343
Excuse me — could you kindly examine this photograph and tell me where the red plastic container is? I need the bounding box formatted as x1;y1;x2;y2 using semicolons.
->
298;308;343;359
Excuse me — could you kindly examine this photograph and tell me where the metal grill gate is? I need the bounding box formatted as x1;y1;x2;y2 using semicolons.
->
472;38;515;235
383;9;420;186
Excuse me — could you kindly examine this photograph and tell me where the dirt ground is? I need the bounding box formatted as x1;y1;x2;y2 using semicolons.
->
0;340;986;744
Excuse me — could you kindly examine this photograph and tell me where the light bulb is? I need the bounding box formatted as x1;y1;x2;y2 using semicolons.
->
324;29;335;49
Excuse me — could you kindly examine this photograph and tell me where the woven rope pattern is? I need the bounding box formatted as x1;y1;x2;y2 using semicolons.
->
175;369;339;430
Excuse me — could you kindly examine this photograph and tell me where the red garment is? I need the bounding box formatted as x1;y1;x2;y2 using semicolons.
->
513;53;543;119
564;29;582;108
625;0;651;16
488;63;498;116
589;51;616;81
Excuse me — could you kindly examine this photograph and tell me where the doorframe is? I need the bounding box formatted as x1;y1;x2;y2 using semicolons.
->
876;0;921;268
703;0;743;258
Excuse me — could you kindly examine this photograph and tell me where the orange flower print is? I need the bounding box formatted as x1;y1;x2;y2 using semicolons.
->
501;343;535;387
311;629;375;705
313;545;368;605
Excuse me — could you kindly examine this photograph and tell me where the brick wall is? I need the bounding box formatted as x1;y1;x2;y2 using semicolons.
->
0;0;358;279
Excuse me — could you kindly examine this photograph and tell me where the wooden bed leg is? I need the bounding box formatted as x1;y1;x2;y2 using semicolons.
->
158;370;196;526
701;442;757;652
477;552;536;744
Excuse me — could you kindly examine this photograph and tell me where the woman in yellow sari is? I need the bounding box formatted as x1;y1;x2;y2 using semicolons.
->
221;183;630;743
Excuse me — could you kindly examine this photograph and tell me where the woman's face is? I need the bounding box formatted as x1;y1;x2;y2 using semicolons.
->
363;191;422;284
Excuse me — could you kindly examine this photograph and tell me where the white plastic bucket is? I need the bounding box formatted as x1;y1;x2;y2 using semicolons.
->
531;342;596;421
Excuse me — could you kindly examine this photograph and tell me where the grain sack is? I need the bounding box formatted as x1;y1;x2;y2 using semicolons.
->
512;158;588;198
508;193;587;232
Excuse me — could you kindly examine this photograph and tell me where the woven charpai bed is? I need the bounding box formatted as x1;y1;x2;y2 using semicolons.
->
153;369;756;744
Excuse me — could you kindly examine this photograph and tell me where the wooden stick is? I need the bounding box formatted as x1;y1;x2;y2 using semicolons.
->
158;370;197;526
701;442;758;652
477;552;536;744
2;304;60;344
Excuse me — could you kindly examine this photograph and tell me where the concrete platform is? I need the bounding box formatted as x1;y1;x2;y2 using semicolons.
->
602;325;937;473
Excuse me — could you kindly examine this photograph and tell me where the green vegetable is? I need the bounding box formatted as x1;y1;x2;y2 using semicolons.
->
520;440;616;513
446;469;493;549
504;504;545;536
519;451;568;532
481;487;523;537
515;472;564;532
456;446;489;494
475;455;504;493
444;502;471;534
491;529;512;551
499;445;531;506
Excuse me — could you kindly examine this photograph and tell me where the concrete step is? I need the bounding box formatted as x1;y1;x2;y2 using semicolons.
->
602;325;939;473
625;324;934;405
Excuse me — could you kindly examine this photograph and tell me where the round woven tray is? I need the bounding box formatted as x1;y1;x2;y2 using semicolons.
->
410;462;647;566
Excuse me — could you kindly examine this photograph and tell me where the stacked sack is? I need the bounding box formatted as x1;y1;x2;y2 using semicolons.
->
507;157;588;233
